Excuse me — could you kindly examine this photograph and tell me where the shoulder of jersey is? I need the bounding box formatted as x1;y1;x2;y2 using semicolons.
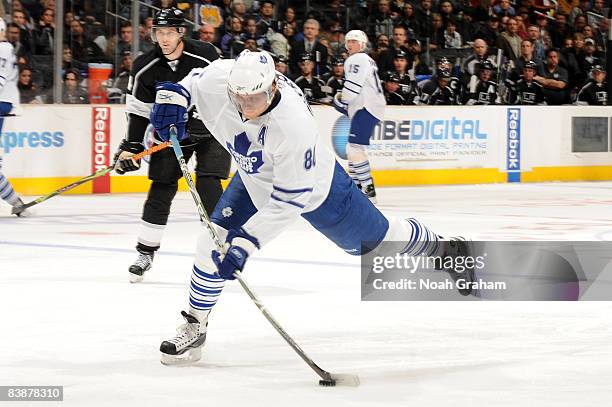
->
132;47;161;72
0;41;14;52
183;39;219;62
349;52;370;64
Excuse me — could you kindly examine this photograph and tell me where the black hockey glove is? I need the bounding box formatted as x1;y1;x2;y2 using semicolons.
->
113;140;145;174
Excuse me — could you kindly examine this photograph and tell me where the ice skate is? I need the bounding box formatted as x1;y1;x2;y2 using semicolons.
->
363;183;377;204
11;199;31;217
160;311;208;366
439;238;475;296
128;250;154;283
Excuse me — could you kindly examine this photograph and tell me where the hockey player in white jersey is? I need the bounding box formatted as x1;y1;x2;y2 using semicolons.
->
0;17;29;217
332;30;385;202
148;50;472;365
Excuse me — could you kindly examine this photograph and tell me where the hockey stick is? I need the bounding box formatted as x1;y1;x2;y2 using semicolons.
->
308;100;334;107
11;141;170;214
168;126;359;387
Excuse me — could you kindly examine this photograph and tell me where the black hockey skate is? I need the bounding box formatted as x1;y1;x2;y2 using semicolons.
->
128;250;154;283
363;183;377;203
160;311;208;366
438;238;476;296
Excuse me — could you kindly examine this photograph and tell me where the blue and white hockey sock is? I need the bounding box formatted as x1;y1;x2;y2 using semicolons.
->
400;218;441;257
353;160;374;188
0;168;20;207
347;162;360;186
189;264;226;321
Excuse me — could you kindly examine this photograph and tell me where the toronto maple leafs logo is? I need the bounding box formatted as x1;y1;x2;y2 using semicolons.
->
260;55;268;64
227;132;264;174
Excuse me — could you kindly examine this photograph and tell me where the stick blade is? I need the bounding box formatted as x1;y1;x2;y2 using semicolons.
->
329;373;360;387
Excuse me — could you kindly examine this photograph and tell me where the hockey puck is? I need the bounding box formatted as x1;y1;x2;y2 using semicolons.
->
319;379;336;387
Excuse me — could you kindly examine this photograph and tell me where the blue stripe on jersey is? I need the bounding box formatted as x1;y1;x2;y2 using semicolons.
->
345;79;362;88
271;193;305;208
273;185;313;193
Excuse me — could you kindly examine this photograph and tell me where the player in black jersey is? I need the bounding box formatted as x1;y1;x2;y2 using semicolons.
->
113;8;231;283
507;61;546;105
421;57;462;104
323;57;345;99
465;59;501;105
421;68;456;105
575;65;607;106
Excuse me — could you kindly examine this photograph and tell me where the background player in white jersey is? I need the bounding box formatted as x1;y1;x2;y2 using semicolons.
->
332;30;385;202
148;50;472;365
0;17;29;217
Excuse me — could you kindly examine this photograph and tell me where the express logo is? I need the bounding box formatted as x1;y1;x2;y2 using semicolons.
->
227;132;264;174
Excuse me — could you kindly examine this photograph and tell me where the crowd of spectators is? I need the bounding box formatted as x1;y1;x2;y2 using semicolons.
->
4;0;609;105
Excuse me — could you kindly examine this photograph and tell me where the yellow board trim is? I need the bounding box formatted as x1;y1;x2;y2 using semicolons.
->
8;166;612;195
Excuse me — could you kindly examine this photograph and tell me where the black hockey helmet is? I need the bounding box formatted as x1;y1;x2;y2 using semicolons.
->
300;52;314;62
523;60;537;70
394;49;408;60
153;7;187;28
590;64;605;73
436;56;451;67
331;57;345;66
478;59;495;71
436;68;452;79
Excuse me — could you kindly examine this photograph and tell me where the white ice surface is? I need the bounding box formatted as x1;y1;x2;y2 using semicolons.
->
1;182;612;406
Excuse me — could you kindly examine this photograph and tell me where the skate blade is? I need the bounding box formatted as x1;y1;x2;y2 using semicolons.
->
129;273;144;283
160;348;202;366
327;373;360;387
368;196;377;204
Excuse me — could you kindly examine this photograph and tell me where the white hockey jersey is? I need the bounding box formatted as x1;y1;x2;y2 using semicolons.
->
179;59;336;246
341;52;385;119
0;41;19;106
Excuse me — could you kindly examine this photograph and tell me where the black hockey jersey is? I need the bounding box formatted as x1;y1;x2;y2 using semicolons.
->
422;86;456;105
421;75;462;104
508;79;546;105
294;75;327;102
576;81;608;106
325;76;344;98
125;39;220;143
466;80;500;105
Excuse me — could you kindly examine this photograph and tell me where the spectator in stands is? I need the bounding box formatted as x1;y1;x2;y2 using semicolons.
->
415;0;434;41
497;17;522;63
294;53;327;102
68;19;106;66
568;0;591;25
256;0;276;36
443;19;463;49
11;10;33;55
111;50;132;97
377;25;409;75
581;24;603;50
18;66;42;104
526;25;546;64
62;44;87;74
62;69;88;104
367;0;395;39
33;7;54;55
550;14;574;49
573;14;587;34
281;6;298;33
327;27;346;58
198;23;222;55
399;2;419;38
508;61;547;105
493;0;516;18
371;34;390;64
230;0;248;24
591;0;609;18
242;16;270;51
575;65;607;105
534;49;569;105
577;38;604;77
421;68;456;105
475;15;500;48
7;23;29;60
221;16;244;58
510;39;543;81
290;19;328;77
428;13;445;50
322;57;344;99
